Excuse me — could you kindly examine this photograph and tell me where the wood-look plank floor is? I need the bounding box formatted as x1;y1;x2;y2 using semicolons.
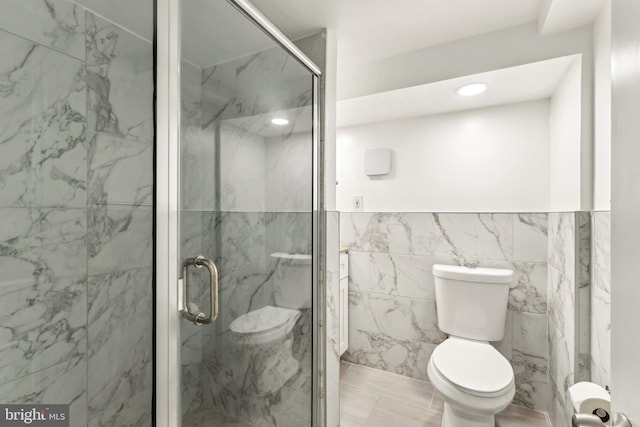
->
339;362;550;427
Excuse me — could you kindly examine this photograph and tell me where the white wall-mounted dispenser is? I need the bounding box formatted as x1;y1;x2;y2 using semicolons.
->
364;148;391;176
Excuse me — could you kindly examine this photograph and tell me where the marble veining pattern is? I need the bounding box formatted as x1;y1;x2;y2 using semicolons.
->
591;211;610;388
0;2;154;424
325;211;341;427
178;29;318;426
547;212;578;424
341;211;550;411
87;268;153;427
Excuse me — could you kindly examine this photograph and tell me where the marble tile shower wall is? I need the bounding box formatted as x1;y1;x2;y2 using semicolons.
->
179;41;317;425
0;1;153;426
591;211;610;389
340;212;550;411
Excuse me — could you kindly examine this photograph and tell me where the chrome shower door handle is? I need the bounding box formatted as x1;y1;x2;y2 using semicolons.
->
181;255;219;325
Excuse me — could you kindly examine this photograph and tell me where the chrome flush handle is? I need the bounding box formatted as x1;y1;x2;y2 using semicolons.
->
181;256;219;325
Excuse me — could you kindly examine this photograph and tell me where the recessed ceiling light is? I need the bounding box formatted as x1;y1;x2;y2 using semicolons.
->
456;83;488;96
271;118;289;126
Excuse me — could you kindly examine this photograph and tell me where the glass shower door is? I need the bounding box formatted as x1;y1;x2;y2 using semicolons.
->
179;1;316;425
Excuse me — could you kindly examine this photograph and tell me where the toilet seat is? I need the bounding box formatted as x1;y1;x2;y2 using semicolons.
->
230;305;300;335
431;337;513;397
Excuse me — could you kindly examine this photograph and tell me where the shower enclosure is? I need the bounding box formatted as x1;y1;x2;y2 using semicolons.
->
157;0;323;426
0;0;322;426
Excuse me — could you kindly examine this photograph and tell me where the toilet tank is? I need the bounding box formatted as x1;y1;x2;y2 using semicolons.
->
432;264;514;342
271;253;312;309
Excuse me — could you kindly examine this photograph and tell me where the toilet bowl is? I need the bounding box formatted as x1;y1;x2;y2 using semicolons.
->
427;337;515;427
230;305;300;345
429;264;516;427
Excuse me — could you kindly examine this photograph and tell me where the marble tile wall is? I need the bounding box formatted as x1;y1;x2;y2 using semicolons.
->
0;1;154;426
547;212;579;427
590;211;610;389
576;212;591;383
340;212;551;411
178;32;320;427
326;211;341;427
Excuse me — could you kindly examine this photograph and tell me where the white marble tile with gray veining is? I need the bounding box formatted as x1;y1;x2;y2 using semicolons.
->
342;328;437;381
181;363;204;418
181;135;217;211
512;311;548;359
591;286;610;388
0;274;86;385
0;356;87;426
432;213;513;263
548;322;574;397
0;30;86;208
0;207;86;284
200;331;304;425
548;212;575;279
87;204;153;275
86;12;153;142
180;61;217;211
592;211;611;294
200;47;313;125
37;208;86;281
0;0;85;60
348;291;445;344
0;208;40;285
513;213;548;262
508;262;547;314
577;212;591;288
213;212;268;282
340;212;513;262
0;33;41;208
87;268;153;427
368;253;455;300
219;123;267;212
511;350;551;411
264;212;312;257
547;266;574;344
87;132;152;206
265;128;313;212
340;212;430;255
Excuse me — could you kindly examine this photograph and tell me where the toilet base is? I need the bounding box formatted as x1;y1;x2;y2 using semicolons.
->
442;403;495;427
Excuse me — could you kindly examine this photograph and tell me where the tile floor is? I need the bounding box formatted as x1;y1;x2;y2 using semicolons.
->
340;361;551;427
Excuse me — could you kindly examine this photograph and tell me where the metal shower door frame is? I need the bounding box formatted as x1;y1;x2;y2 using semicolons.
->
154;0;324;425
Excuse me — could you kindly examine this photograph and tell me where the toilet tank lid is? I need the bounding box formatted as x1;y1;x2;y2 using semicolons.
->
432;264;513;284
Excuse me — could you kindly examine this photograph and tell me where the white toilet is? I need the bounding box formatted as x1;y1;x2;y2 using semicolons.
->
428;264;516;427
230;252;311;345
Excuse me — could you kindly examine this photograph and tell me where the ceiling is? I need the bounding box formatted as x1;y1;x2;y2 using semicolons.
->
250;0;543;67
337;55;579;128
71;0;605;70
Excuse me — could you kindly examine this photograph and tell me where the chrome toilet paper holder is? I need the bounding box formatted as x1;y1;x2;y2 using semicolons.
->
572;412;631;427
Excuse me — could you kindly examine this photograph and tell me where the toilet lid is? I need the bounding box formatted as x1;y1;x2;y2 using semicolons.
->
432;337;513;394
230;306;300;334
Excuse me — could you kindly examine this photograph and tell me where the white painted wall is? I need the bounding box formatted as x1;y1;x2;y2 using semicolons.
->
336;101;550;212
338;22;594;210
611;0;640;422
339;23;592;101
593;2;612;210
549;59;582;211
325;30;338;211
